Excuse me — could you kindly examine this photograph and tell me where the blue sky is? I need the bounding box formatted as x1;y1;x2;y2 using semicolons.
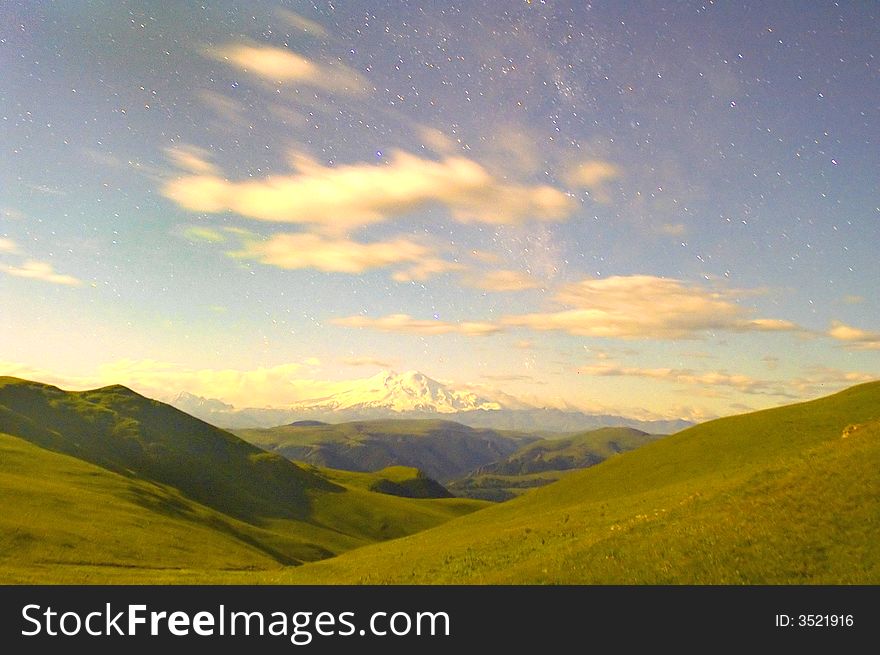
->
1;1;878;420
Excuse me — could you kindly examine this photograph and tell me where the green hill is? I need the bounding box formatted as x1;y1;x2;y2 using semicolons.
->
262;380;880;584
233;419;536;482
0;377;486;583
449;427;662;500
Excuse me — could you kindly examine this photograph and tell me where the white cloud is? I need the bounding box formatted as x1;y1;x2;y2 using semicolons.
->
504;275;802;339
237;231;458;279
162;150;574;231
1;260;81;286
165;145;220;175
464;269;541;292
0;238;20;254
828;321;880;350
331;313;502;336
274;9;330;38
579;362;783;396
212;42;368;94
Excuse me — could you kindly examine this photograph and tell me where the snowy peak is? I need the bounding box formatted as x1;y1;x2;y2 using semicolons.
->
296;370;503;414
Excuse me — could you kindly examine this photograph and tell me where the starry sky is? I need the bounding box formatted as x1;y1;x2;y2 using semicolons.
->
1;0;878;420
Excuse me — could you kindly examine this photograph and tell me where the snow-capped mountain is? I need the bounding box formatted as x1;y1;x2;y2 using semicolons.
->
291;370;503;414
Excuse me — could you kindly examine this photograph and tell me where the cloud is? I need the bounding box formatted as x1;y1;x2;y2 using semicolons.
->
0;238;19;254
579;363;786;396
789;366;877;394
1;260;81;286
342;356;395;368
212;42;368;94
464;269;541;292
1;207;26;220
828;321;880;350
564;160;620;187
161;150;574;231
331;314;502;336
237;231;457;279
503;275;802;339
842;295;865;305
165;146;220;175
274;9;330;38
181;226;226;243
563;159;619;202
658;223;686;236
94;359;334;408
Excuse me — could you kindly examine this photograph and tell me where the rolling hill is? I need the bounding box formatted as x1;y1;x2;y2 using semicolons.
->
0;377;486;583
233;419;537;482
259;380;880;584
449;427;662;500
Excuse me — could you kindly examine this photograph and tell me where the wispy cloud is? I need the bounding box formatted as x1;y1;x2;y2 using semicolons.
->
211;42;368;94
237;231;458;279
563;159;619;202
503;275;802;339
0;238;20;254
162;150;574;231
464;269;541;292
579;362;784;396
331;313;502;336
342;356;395;368
828;321;880;350
165;145;220;175
1;207;27;220
1;260;81;286
274;9;330;39
181;226;226;243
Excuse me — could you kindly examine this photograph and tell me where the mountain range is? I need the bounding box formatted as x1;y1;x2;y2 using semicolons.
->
171;369;693;434
3;374;877;584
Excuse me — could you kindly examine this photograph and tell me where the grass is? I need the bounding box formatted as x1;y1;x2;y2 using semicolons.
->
234;419;536;482
2;377;878;584
0;378;487;583
249;380;880;584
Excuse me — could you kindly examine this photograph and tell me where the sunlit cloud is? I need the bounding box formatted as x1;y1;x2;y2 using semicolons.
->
274;9;330;39
464;269;541;292
237;231;456;279
0;238;19;254
503;275;803;339
165;145;220;175
162;150;575;231
96;359;333;408
828;320;880;350
1;260;81;286
579;362;784;396
563;159;619;202
331;313;502;336
342;356;396;368
181;226;227;243
211;42;368;94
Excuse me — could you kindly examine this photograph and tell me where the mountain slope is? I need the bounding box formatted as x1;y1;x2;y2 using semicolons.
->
449;427;662;500
0;377;487;581
233;419;537;482
267;380;880;584
169;371;693;433
293;370;503;414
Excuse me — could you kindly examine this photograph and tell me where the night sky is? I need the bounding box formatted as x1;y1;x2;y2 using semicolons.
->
2;1;878;420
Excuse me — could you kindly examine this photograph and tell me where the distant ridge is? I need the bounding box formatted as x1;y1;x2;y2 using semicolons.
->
170;369;693;433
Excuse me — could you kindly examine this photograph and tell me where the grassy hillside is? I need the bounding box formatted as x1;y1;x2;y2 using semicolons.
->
256;380;880;584
234;419;537;482
450;427;662;500
0;378;487;583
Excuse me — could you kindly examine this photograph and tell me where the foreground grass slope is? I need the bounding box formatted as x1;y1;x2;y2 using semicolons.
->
263;381;880;584
0;378;486;583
